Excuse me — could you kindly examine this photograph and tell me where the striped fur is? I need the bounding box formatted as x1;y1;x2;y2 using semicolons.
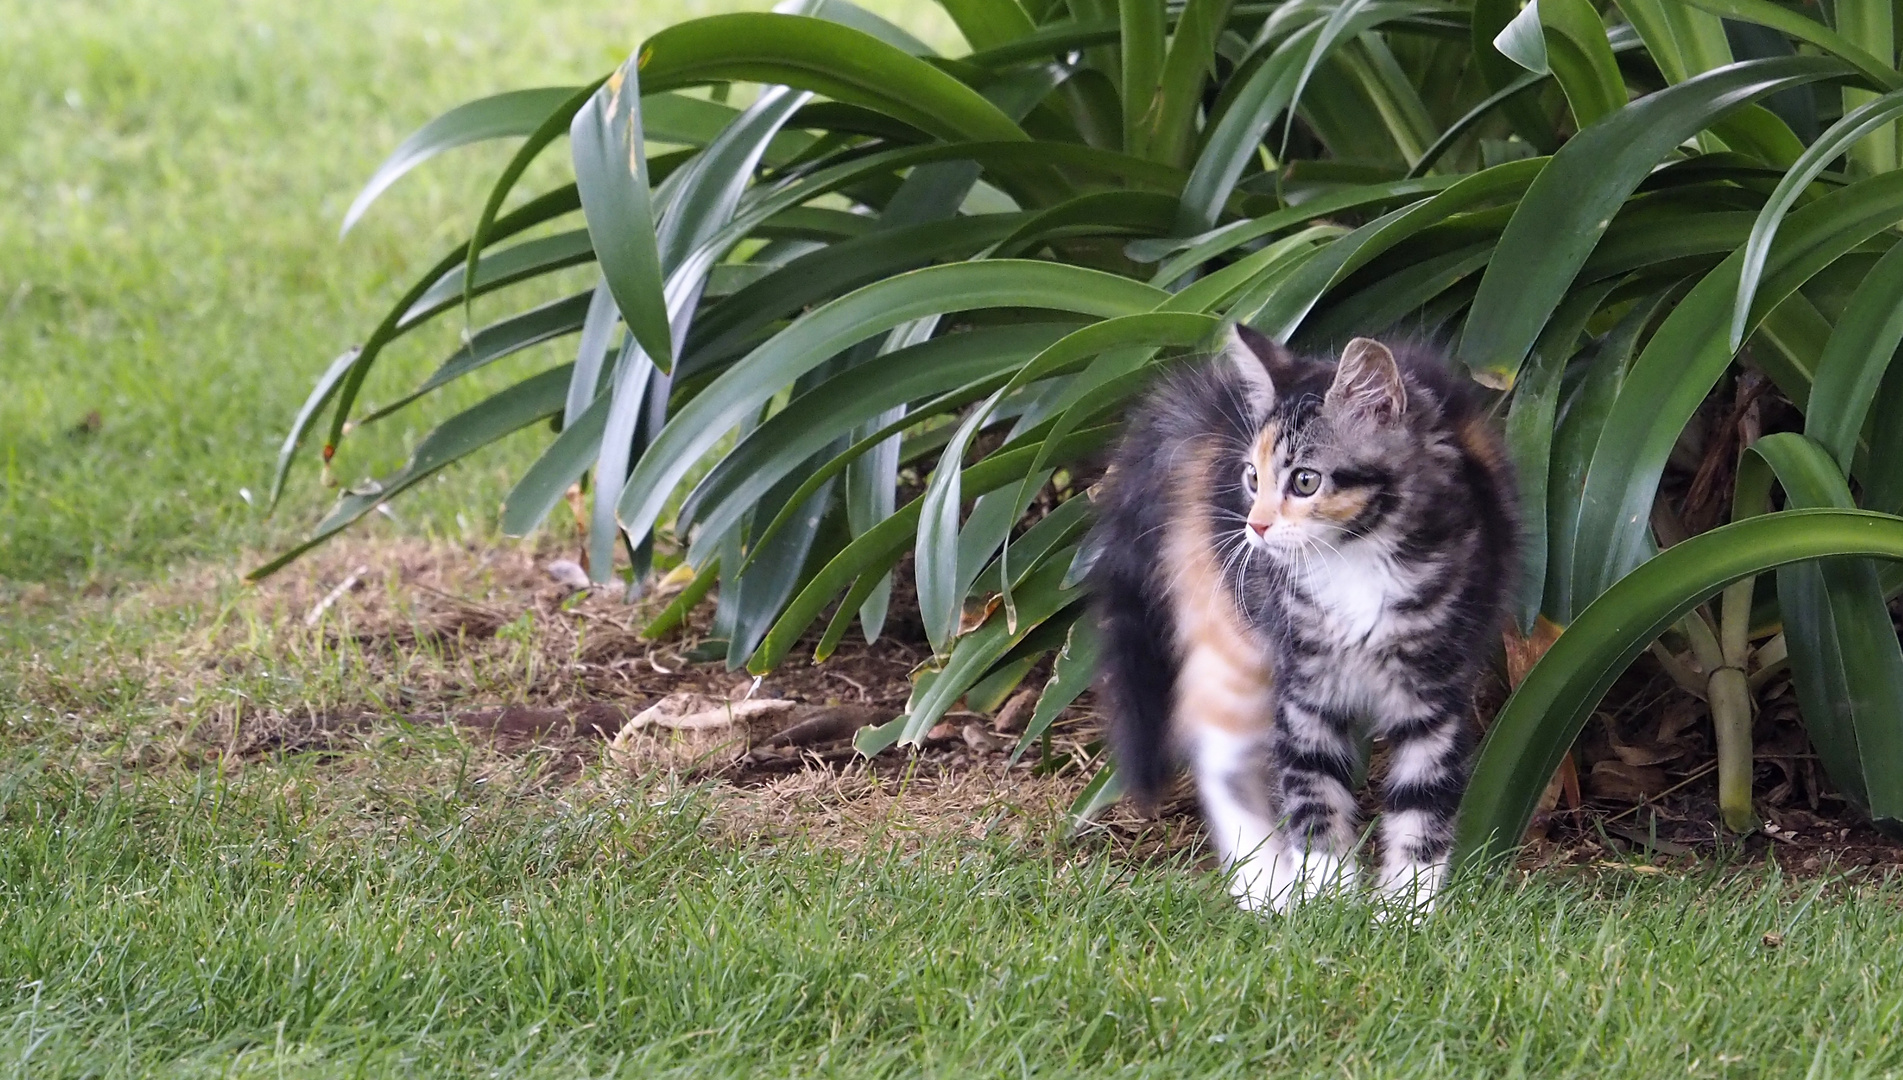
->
1087;327;1518;913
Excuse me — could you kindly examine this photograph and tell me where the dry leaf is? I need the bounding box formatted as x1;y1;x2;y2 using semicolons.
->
993;688;1038;734
1502;615;1564;689
1587;760;1669;802
628;693;796;732
608;693;796;772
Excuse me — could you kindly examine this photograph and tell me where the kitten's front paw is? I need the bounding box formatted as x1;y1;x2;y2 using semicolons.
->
1373;859;1445;922
1234;849;1358;913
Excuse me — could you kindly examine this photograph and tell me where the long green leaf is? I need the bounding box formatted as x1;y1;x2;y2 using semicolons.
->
1140;175;1454;282
748;424;1119;673
722;458;841;669
903;557;1086;744
572;60;672;372
591;84;813;582
678;324;1071;556
1806;240;1903;473
617;261;1167;545
565;278;619;429
1455;508;1903;869
341;86;580;236
461;82;601;304
1544;287;1671;624
401;230;596;329
1121;0;1168;157
1176;0;1445;234
1731;88;1903;350
500;389;612;539
1254;157;1543;340
1735;434;1903;835
1470;0;1561;150
363;291;594;424
1571;169;1903;605
1145;0;1236;167
1011;618;1102;761
918;388;1011;655
1458;55;1853;388
1405;70;1547;179
1611;0;1734;86
640;13;1032;147
1538;0;1626;128
274;184;585;506
782;0;938;56
936;0;1037;50
681;215;1031;375
250;366;572;580
728;372;1033;577
1505;283;1612;630
1676;0;1902;92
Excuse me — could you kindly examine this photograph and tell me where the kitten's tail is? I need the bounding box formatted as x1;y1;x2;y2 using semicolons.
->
1086;519;1178;811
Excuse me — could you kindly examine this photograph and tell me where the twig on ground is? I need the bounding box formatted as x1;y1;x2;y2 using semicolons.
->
305;565;370;627
1607;763;1718;823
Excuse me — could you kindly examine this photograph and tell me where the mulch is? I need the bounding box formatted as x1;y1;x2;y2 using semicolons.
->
233;538;1903;873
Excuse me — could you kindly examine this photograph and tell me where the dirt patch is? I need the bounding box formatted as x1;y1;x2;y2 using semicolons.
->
11;534;1903;871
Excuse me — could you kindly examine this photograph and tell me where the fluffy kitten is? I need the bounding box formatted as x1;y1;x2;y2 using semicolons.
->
1087;326;1518;913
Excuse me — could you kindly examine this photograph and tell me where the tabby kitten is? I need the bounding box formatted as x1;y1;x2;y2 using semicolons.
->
1088;326;1518;913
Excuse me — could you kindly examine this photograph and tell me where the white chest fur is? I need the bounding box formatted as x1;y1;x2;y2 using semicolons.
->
1298;546;1417;645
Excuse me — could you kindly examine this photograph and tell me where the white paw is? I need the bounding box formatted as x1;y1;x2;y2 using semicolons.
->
1233;848;1358;913
1373;859;1445;922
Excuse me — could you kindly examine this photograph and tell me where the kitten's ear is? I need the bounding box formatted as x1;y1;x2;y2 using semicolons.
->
1327;337;1407;423
1220;324;1296;409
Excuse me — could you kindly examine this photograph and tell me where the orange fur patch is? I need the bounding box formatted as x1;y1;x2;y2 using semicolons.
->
1314;487;1372;524
1162;443;1275;735
1456;416;1506;474
1246;424;1284;527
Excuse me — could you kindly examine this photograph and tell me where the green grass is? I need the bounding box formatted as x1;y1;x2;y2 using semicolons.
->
4;3;1903;1076
3;750;1901;1078
2;576;1901;1078
0;0;953;584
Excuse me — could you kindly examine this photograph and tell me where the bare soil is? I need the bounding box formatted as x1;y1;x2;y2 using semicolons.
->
15;534;1900;872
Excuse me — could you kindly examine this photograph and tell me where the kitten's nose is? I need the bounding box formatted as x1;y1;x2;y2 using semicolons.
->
1247;520;1269;537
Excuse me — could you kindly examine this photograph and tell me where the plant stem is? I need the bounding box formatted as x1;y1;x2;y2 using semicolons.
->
1708;665;1757;833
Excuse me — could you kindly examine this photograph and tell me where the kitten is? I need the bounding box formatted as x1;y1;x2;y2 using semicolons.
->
1087;326;1518;913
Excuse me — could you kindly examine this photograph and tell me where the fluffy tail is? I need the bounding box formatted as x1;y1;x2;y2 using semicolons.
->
1086;512;1179;810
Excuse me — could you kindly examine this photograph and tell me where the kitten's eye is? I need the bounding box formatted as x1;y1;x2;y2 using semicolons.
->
1290;468;1322;496
1242;463;1258;493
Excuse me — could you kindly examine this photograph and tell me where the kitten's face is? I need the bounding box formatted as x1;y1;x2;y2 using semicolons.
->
1223;332;1408;558
1240;413;1390;555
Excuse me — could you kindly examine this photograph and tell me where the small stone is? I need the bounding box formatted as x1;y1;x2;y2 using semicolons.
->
545;559;590;590
1761;932;1783;949
961;721;1002;753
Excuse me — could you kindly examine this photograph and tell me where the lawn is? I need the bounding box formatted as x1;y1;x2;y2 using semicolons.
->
3;2;1903;1077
